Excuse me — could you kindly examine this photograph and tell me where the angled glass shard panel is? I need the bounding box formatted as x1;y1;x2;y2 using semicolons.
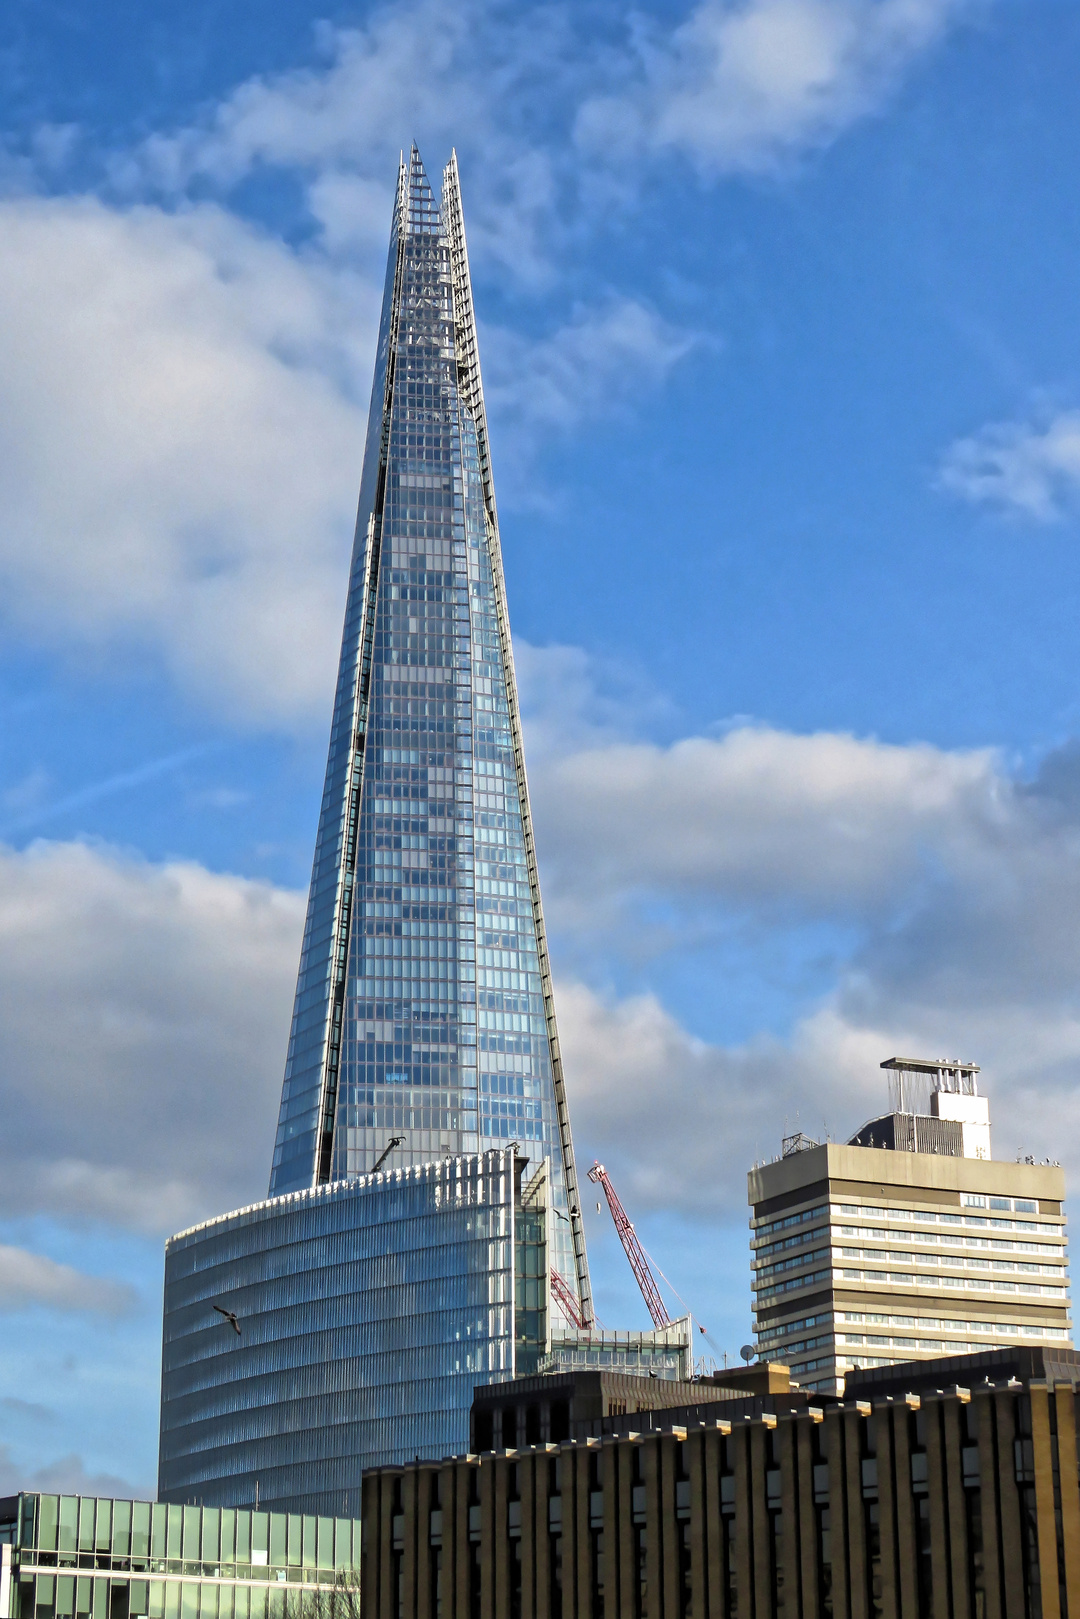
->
268;148;590;1324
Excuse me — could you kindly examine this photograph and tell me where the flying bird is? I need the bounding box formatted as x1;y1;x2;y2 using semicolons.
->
213;1304;242;1336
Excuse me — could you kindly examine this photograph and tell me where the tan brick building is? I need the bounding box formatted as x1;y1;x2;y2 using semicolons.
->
360;1347;1080;1617
749;1059;1070;1394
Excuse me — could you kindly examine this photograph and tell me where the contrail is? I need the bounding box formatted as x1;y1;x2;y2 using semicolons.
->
0;745;214;837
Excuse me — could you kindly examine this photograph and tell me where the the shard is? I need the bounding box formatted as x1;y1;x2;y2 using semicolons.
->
268;147;590;1319
157;151;691;1512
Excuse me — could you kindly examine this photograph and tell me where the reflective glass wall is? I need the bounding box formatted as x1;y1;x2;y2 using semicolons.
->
0;1494;359;1619
265;148;587;1322
159;1149;532;1513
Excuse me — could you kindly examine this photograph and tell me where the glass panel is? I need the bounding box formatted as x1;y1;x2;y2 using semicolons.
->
77;1505;94;1555
74;1577;91;1618
200;1587;218;1619
181;1511;200;1563
58;1503;77;1558
250;1516;268;1561
93;1505;111;1556
180;1587;197;1619
268;1519;285;1569
56;1578;75;1617
150;1511;166;1564
219;1513;235;1566
163;1586;179;1619
38;1500;59;1555
316;1523;332;1572
89;1579;107;1619
113;1504;131;1560
131;1506;151;1562
285;1519;300;1570
300;1523;315;1572
129;1584;149;1618
234;1516;250;1567
201;1512;220;1566
166;1510;182;1563
148;1585;164;1619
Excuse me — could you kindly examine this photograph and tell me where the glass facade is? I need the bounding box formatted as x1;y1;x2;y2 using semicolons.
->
159;1149;545;1512
266;146;589;1326
0;1494;360;1619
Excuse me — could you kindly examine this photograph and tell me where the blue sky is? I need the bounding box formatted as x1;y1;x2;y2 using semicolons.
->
3;0;1080;1492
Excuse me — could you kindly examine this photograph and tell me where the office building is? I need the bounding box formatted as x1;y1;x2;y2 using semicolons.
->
361;1345;1080;1618
266;142;589;1322
158;147;629;1508
0;1493;361;1619
749;1057;1070;1395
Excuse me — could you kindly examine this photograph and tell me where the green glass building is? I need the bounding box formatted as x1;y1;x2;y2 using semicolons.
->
0;1496;361;1619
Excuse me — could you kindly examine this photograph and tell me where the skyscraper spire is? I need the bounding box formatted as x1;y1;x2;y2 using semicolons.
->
269;148;591;1322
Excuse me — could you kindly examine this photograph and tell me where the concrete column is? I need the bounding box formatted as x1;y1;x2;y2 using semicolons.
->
492;1457;510;1619
991;1391;1025;1619
941;1397;971;1616
776;1418;800;1618
825;1410;851;1619
700;1428;727;1619
685;1432;708;1619
401;1467;419;1619
600;1439;620;1619
1030;1383;1062;1619
923;1399;951;1619
795;1419;820;1619
658;1436;681;1619
842;1412;867;1619
888;1401;919;1619
972;1391;1004;1619
616;1439;637;1619
360;1473;381;1619
643;1439;664;1619
870;1407;898;1619
1053;1383;1080;1604
521;1453;537;1619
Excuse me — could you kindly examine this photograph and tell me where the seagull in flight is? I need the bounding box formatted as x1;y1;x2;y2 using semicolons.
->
213;1303;242;1336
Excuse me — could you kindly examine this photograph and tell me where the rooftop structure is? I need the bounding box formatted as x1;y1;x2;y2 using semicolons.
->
749;1058;1070;1395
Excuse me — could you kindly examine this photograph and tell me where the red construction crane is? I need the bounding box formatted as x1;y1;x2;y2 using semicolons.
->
587;1161;671;1330
550;1267;590;1331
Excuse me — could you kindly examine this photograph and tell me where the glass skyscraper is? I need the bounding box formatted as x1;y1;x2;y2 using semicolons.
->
268;147;589;1323
158;151;631;1509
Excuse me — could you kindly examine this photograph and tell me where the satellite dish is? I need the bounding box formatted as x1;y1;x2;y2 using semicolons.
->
739;1344;755;1364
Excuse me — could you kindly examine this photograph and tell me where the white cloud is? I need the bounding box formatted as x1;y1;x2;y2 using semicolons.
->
485;298;697;438
0;194;370;727
522;713;1080;1214
0;1247;134;1316
0;839;304;1232
0;194;697;725
4;715;1080;1232
0;1445;148;1500
121;1;571;288
484;298;698;499
940;408;1080;519
531;724;998;931
576;0;969;174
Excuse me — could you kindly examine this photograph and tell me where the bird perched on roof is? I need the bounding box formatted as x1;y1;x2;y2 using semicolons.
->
213;1303;242;1336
